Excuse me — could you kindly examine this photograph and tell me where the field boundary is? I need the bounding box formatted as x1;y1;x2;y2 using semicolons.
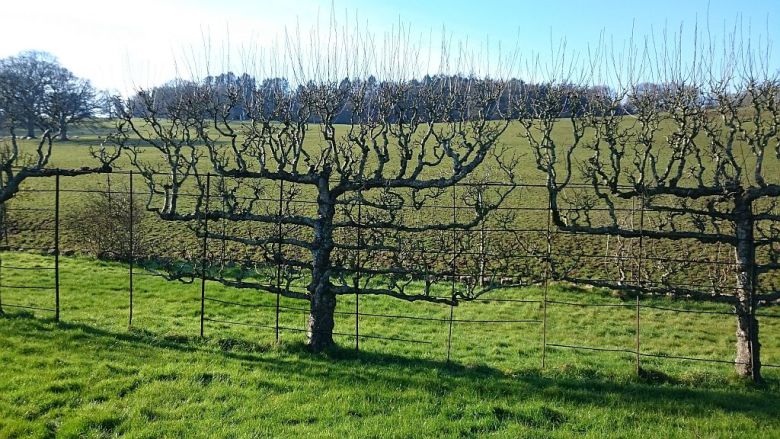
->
1;170;779;376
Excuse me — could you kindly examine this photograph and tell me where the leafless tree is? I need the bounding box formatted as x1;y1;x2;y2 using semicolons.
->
113;29;519;350
0;51;61;139
0;125;119;203
0;52;119;205
523;31;780;382
46;70;98;141
0;51;98;140
0;125;121;204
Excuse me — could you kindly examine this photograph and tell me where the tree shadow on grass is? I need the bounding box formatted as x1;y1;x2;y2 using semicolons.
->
3;311;780;423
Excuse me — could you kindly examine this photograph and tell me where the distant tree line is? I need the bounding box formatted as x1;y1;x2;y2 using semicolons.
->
127;73;695;123
0;51;107;141
0;50;735;140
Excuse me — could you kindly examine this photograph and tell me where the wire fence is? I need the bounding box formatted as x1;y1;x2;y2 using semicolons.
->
1;170;779;375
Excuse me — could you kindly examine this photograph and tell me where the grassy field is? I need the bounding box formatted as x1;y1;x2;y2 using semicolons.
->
2;252;780;437
2;121;780;437
3;119;767;289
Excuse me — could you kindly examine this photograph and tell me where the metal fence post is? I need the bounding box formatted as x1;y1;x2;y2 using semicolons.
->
106;173;112;203
749;201;760;382
221;176;227;266
0;238;3;316
355;195;362;351
542;194;553;369
0;183;4;315
635;294;641;374
446;186;457;363
129;171;134;328
275;180;283;343
1;204;5;247
54;173;60;322
636;193;646;375
200;173;211;338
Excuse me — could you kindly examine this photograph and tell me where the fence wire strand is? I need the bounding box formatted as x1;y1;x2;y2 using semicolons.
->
1;174;779;378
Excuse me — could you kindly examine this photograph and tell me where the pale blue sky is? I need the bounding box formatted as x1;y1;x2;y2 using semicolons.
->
1;0;777;94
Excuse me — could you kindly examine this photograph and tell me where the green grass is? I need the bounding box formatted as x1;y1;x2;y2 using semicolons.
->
3;119;780;437
2;252;780;437
4;120;770;290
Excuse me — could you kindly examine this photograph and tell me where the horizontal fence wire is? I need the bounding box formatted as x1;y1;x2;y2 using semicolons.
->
547;343;636;354
206;296;540;324
4;207;51;212
756;313;780;319
547;344;780;369
203;317;433;345
640;304;736;316
546;300;634;308
1;303;56;312
0;265;56;271
2;170;780;380
128;271;164;277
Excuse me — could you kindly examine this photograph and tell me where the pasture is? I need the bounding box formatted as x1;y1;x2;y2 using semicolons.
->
5;118;775;281
2;252;780;437
2;120;780;437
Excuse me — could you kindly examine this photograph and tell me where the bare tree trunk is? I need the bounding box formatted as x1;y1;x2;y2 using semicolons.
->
307;175;336;351
58;115;68;141
25;118;36;139
166;169;179;214
308;281;336;351
733;202;761;382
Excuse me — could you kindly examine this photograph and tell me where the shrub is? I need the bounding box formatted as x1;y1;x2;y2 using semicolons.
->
66;187;145;260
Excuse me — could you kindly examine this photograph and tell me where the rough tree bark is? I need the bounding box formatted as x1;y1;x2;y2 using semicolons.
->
24;118;36;139
58;114;68;141
308;170;337;350
733;198;761;381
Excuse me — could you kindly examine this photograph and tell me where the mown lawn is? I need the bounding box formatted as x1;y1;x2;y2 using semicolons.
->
1;252;780;438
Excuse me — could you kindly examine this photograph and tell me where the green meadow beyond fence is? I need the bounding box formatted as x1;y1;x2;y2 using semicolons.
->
1;170;780;377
